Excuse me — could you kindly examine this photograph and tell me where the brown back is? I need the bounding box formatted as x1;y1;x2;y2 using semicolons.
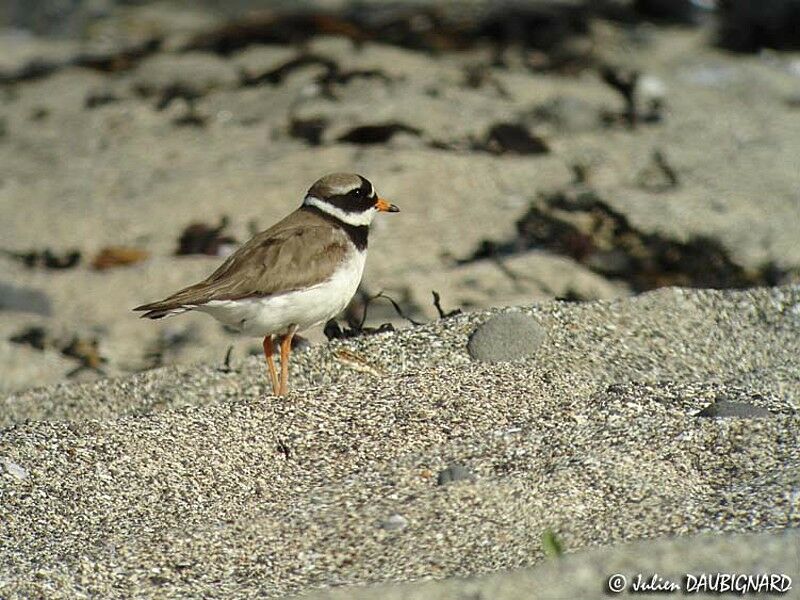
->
135;208;352;312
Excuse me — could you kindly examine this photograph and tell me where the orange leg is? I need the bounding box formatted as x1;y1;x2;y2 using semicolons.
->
262;335;280;395
279;325;298;396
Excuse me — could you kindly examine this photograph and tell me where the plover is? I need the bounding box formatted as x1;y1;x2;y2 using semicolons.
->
134;173;399;396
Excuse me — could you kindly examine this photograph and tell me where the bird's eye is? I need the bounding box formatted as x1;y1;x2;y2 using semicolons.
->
353;188;363;197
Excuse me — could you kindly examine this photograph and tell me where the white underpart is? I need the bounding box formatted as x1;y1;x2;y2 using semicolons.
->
194;249;367;337
303;195;377;226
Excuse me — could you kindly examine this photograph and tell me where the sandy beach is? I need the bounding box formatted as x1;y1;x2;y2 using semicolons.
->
1;1;799;597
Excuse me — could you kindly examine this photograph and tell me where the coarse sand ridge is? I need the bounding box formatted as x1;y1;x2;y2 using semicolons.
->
1;286;799;598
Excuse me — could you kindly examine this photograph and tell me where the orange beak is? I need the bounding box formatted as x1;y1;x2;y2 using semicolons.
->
376;197;400;213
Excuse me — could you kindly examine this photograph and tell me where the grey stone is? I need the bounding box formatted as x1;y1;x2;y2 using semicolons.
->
436;464;473;486
467;312;545;362
696;400;773;418
0;282;51;316
1;457;28;480
380;514;408;531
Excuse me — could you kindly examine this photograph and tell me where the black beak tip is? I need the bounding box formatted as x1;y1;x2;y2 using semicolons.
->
389;204;400;213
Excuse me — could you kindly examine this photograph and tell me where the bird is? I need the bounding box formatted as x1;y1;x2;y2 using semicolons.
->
133;173;399;396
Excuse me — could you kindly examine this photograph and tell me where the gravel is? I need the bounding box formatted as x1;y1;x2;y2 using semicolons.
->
1;286;799;598
289;530;800;600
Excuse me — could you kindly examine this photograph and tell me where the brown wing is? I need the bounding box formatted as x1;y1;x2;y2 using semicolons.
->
134;212;350;317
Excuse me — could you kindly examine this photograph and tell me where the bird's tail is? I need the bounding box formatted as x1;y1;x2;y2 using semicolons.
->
133;301;194;320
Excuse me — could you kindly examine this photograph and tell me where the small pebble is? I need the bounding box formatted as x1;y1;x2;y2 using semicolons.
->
2;457;28;480
380;514;408;531
467;313;545;362
437;464;474;486
696;400;772;419
0;281;52;316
